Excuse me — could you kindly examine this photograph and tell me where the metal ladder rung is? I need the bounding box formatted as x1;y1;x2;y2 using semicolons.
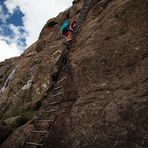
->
57;76;67;83
25;142;43;147
49;101;61;105
59;72;66;77
49;99;75;106
31;130;49;134
54;85;63;90
39;119;54;122
51;92;64;97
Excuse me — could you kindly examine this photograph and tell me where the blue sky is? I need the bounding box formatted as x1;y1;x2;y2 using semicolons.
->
0;0;27;50
0;0;73;61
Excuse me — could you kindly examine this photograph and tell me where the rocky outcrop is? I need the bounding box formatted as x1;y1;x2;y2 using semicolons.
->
66;0;148;147
0;0;148;147
0;122;12;144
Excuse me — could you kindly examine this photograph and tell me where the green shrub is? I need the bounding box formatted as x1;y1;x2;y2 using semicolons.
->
14;111;34;128
2;107;22;120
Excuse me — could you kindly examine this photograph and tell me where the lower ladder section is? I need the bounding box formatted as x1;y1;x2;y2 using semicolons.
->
31;130;49;134
25;142;43;147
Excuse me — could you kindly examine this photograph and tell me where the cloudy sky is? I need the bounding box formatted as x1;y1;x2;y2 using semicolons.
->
0;0;73;62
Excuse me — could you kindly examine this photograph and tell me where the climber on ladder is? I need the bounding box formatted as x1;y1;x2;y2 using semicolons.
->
61;12;77;43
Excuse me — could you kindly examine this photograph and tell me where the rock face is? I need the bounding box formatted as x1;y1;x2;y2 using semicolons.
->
0;122;12;144
0;0;148;147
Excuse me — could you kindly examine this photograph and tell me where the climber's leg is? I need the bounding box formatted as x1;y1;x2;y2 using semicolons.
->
66;31;73;42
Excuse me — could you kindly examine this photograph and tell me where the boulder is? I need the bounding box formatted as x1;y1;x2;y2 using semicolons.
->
0;122;12;144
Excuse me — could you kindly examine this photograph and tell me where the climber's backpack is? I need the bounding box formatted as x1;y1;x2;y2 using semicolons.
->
61;20;70;35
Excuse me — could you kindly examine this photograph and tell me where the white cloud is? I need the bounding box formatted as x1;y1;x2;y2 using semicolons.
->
9;24;28;47
0;0;73;62
0;24;28;55
0;5;3;19
5;0;73;46
0;4;9;22
0;40;22;61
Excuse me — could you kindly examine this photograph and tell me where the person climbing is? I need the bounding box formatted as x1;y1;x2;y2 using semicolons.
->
69;20;77;32
61;12;77;43
61;13;70;41
67;20;77;41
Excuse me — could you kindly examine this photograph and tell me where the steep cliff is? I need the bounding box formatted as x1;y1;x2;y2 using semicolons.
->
0;0;148;147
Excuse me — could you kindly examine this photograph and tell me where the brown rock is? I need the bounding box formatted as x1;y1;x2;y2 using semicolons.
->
1;0;148;147
0;122;12;144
